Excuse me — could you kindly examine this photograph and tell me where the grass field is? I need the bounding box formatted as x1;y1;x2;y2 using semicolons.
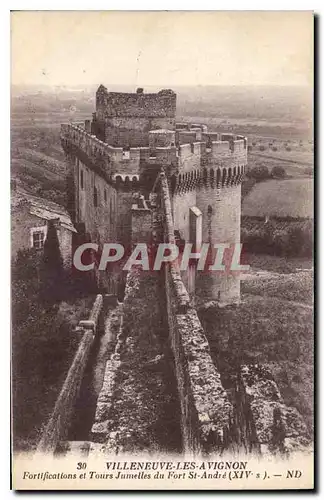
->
242;178;313;218
200;254;314;434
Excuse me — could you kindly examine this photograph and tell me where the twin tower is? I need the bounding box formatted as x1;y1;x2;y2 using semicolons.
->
61;85;248;304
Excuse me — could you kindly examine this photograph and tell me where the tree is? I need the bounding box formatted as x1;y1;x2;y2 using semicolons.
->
246;165;269;182
271;165;286;179
39;220;64;308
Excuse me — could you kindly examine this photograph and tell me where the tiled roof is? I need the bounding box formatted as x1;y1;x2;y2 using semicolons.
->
12;189;77;232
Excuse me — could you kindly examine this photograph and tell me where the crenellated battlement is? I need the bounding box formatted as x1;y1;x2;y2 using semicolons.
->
61;122;247;190
61;123;142;180
172;164;246;194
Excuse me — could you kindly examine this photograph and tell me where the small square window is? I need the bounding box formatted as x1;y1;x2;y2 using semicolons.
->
32;231;45;249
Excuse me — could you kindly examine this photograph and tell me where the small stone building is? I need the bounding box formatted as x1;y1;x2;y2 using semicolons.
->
11;188;77;267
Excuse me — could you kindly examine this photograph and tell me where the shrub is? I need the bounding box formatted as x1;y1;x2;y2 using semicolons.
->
304;167;313;176
241;177;257;199
272;146;278;152
246;165;270;181
39;220;64;308
287;225;313;258
247;145;253;152
271;165;286;179
241;223;313;258
286;146;292;152
259;145;265;151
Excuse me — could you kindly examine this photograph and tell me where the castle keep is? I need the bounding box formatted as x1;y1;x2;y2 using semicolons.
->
61;85;248;303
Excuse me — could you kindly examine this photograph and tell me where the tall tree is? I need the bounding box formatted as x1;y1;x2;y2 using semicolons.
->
40;219;64;308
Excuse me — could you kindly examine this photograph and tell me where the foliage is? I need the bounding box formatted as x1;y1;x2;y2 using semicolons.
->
271;165;286;179
11;247;93;451
39;220;64;308
241;220;313;258
304;166;313;176
200;292;313;433
241;177;256;199
246;165;270;181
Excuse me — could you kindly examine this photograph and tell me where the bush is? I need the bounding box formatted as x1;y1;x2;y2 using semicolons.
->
241;222;313;258
271;165;286;179
287;225;313;258
241;177;256;198
39;220;64;308
272;146;278;152
247;145;253;152
304;167;313;176
286;146;292;152
259;145;266;151
246;165;270;182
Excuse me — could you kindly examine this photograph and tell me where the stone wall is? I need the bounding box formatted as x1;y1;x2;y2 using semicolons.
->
36;295;103;455
76;157;118;244
90;268;182;455
159;172;235;454
237;364;311;455
96;87;176;119
131;200;152;245
95;86;176;147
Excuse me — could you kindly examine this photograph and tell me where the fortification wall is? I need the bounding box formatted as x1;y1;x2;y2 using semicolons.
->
76;157;118;244
61;123;141;176
91;269;183;454
95;86;176;147
62;123;141;273
131;199;152;245
96;87;176;119
116;190;135;249
37;295;104;455
159;172;235;453
104;117;176;147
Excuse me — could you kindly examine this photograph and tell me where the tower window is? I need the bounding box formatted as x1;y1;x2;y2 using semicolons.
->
207;205;213;215
94;186;98;207
80;170;84;189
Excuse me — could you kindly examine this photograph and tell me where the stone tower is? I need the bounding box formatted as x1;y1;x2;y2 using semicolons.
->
61;86;247;304
195;135;247;304
169;128;247;304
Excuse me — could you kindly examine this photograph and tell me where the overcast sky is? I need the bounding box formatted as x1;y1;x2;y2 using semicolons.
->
11;11;313;88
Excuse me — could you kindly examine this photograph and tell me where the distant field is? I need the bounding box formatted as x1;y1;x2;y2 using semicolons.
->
201;256;314;432
242;178;313;218
178;115;312;141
